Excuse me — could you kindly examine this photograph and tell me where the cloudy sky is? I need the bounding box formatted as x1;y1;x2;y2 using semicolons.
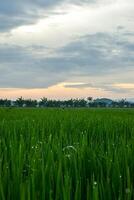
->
0;0;134;99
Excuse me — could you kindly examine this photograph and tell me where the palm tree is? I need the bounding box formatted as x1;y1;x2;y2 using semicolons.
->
16;97;24;107
39;97;48;107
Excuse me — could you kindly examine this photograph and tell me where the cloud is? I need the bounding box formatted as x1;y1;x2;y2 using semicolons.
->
0;30;134;93
0;43;73;88
0;0;134;98
63;82;93;88
58;32;134;75
0;1;53;31
0;0;100;32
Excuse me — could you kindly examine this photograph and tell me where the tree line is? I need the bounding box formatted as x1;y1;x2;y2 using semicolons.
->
0;97;134;108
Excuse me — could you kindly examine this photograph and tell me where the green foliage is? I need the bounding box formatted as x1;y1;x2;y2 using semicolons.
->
0;108;134;199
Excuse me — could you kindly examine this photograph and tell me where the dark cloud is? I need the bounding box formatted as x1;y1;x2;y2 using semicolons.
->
0;43;73;88
64;83;93;88
0;31;134;91
58;32;134;75
103;85;134;94
0;0;98;32
0;1;45;32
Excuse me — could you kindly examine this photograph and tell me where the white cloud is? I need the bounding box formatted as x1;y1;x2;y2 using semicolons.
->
0;0;134;48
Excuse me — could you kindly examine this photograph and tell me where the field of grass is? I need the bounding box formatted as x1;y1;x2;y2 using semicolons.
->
0;108;134;200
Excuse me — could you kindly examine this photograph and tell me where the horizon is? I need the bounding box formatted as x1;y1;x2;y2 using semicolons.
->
0;0;134;98
0;96;134;103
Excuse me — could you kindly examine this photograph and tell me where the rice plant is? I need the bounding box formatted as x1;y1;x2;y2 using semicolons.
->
0;108;134;200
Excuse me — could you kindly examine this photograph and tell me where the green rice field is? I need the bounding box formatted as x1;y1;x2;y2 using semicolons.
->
0;108;134;200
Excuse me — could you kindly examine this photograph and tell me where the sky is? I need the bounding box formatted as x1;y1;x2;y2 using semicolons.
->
0;0;134;100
